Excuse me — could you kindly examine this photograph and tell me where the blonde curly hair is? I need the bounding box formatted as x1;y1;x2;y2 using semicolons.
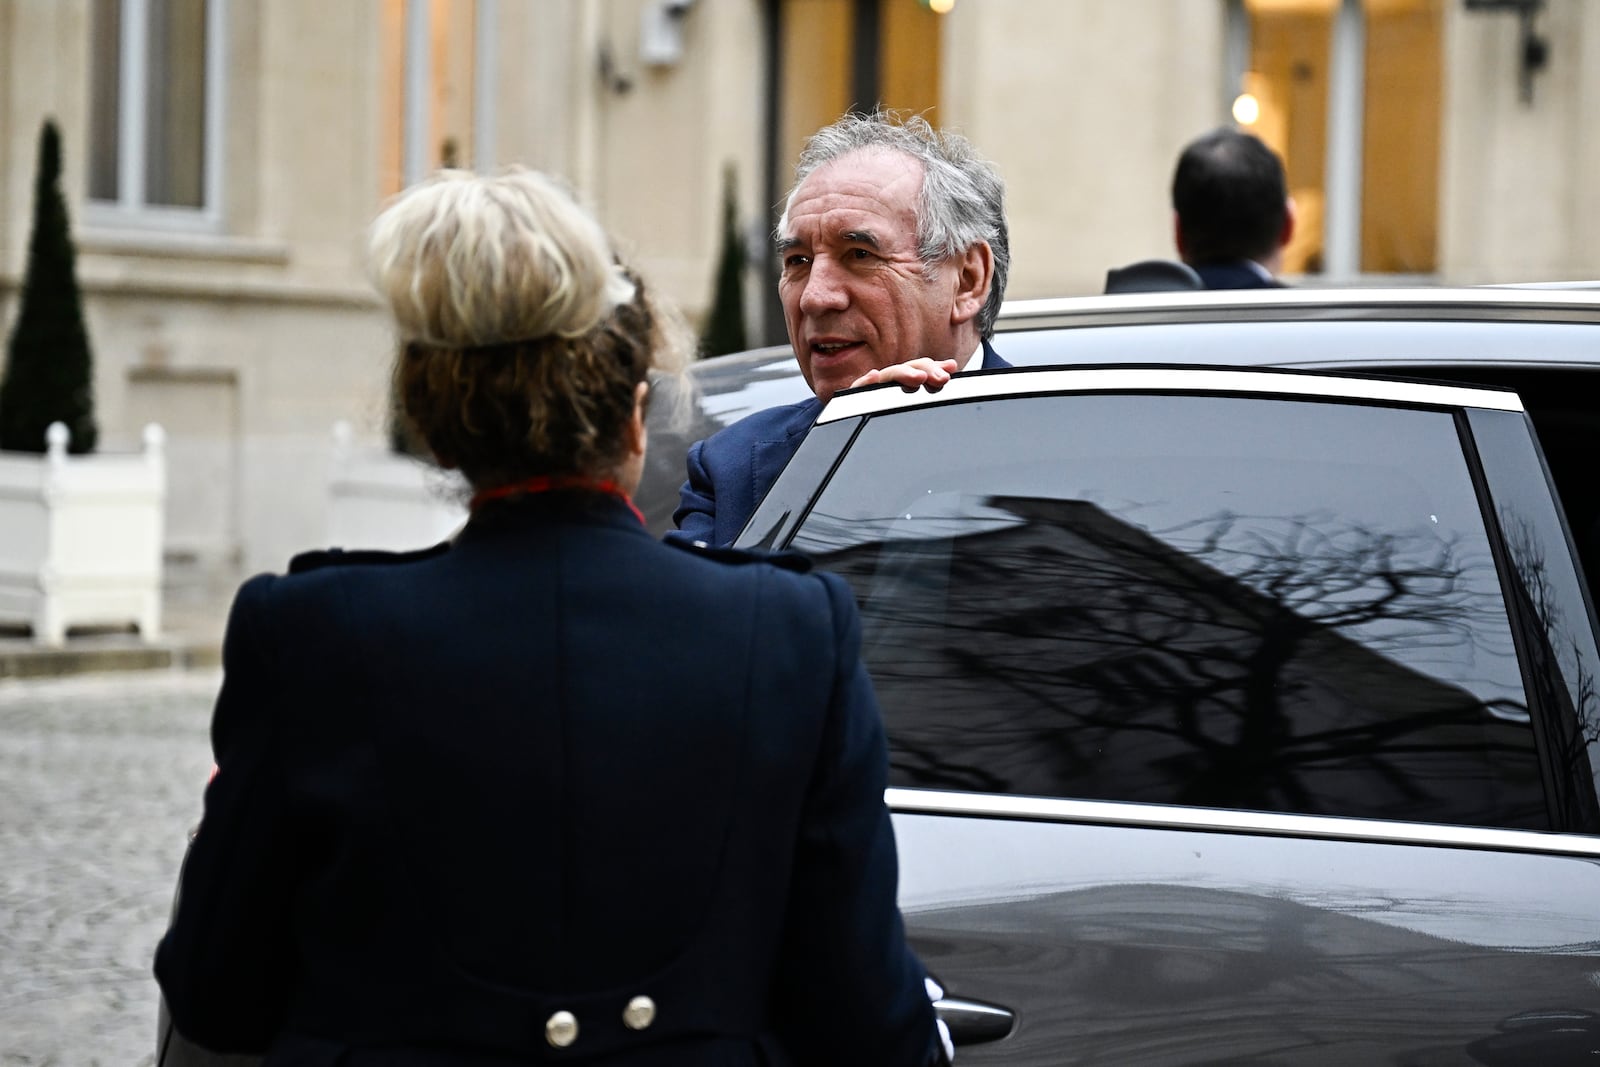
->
368;168;687;487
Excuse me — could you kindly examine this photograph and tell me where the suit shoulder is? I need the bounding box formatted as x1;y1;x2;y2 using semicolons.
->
703;397;821;447
663;537;814;574
287;541;451;575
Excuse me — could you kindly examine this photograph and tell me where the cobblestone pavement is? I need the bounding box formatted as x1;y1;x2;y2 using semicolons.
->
0;670;219;1066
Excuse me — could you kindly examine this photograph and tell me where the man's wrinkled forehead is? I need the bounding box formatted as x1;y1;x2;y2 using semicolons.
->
779;148;925;241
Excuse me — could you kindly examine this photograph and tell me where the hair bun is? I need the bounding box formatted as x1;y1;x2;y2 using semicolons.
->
368;167;634;348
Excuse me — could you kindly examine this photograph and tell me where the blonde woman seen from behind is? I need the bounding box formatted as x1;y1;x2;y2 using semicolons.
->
154;167;951;1067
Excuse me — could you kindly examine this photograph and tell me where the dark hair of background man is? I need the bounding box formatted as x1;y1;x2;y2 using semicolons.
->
1171;128;1287;265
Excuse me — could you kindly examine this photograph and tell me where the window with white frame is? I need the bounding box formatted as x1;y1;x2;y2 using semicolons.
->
88;0;225;225
378;0;494;199
1223;0;1443;280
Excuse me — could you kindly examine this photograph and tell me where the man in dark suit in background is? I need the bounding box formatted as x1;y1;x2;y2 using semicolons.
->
1172;127;1295;289
671;111;1011;548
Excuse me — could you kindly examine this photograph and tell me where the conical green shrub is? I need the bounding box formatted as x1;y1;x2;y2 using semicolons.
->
0;119;98;454
701;163;748;359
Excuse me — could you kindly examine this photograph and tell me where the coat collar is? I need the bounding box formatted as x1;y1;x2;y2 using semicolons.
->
456;489;650;547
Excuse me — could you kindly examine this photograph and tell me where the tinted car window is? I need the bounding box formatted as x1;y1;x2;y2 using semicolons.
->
791;394;1546;829
1468;407;1600;830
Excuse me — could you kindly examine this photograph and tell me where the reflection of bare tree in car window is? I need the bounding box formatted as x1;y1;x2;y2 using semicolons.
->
792;394;1545;829
1499;512;1600;828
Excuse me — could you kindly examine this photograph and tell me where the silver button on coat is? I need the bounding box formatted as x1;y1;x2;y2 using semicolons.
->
545;1010;579;1048
622;995;657;1031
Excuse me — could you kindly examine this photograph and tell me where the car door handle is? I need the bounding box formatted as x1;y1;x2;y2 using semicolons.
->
934;996;1016;1045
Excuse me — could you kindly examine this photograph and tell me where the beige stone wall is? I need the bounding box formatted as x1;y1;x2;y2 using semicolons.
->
941;0;1228;299
487;1;766;320
490;1;588;180
2;1;92;286
2;0;768;572
1440;0;1600;283
5;0;1600;577
602;0;765;328
0;0;394;573
98;0;390;572
0;0;15;283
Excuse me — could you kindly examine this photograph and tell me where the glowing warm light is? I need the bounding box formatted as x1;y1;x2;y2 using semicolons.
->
1232;92;1261;125
929;0;955;12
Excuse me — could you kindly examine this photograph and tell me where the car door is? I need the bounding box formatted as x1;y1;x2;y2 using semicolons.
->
742;367;1600;1065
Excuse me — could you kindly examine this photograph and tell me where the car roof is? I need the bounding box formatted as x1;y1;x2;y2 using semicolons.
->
687;287;1600;393
642;287;1600;535
666;287;1600;444
993;289;1600;375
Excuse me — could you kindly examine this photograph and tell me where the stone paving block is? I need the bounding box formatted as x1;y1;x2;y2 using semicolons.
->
0;672;218;1065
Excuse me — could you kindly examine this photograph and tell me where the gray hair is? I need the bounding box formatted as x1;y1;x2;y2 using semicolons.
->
778;111;1009;340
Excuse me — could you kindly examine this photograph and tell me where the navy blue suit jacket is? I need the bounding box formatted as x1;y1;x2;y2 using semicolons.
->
1193;259;1283;290
672;341;1011;548
154;492;943;1067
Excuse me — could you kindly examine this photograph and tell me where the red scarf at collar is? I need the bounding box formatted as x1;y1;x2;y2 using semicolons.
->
469;475;645;528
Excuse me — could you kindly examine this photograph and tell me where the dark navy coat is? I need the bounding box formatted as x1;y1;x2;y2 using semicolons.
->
671;342;1011;548
154;491;943;1067
1193;259;1284;290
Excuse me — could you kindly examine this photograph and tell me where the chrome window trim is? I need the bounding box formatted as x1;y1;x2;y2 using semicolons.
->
818;366;1525;424
990;289;1600;332
886;788;1600;858
999;286;1600;321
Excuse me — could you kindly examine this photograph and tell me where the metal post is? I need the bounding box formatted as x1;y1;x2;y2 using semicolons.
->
121;0;149;210
403;0;431;184
1223;0;1250;122
203;0;226;221
474;0;498;170
1323;0;1365;280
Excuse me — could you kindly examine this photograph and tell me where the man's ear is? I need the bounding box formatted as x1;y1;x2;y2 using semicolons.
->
1279;196;1297;251
950;242;994;326
1174;212;1188;259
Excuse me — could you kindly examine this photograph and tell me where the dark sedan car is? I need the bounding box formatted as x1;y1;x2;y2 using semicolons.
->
638;287;1600;1064
164;288;1600;1065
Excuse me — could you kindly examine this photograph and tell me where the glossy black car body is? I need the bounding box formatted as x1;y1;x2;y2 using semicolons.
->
642;288;1600;1064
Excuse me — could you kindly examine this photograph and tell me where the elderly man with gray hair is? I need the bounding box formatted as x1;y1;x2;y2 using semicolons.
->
670;110;1011;548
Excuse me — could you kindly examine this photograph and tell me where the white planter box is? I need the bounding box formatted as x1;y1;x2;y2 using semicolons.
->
0;422;166;645
326;421;467;552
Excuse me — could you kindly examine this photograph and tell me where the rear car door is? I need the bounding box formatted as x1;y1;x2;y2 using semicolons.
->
742;367;1600;1065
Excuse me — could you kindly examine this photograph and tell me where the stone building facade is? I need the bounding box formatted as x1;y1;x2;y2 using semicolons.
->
0;0;1595;574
